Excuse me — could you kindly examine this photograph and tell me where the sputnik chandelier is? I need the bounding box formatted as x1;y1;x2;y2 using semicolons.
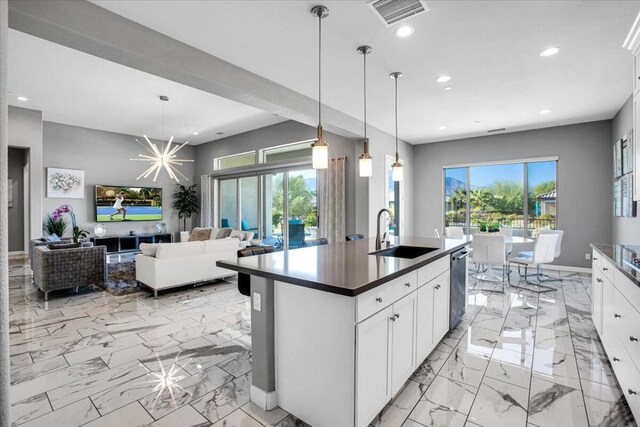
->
130;95;193;182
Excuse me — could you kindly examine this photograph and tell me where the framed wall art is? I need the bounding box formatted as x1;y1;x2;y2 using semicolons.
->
47;168;85;199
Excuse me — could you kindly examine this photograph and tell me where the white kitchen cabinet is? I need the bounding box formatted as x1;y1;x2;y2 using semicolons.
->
356;305;393;427
433;271;451;341
416;281;435;362
592;269;604;334
390;292;417;395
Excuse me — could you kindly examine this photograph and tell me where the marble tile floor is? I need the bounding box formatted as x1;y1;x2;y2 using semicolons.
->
6;255;638;427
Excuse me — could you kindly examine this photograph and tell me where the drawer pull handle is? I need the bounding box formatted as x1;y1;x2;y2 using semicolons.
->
596;278;603;283
614;313;621;318
630;389;638;395
603;267;609;271
593;257;598;260
376;297;383;303
613;357;620;362
405;282;411;287
435;284;441;290
390;314;400;322
631;336;638;342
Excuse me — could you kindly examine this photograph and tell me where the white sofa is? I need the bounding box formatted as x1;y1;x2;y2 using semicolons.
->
135;238;239;297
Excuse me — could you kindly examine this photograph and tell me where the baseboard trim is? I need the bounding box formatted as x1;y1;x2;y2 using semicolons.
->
542;264;591;274
250;385;278;410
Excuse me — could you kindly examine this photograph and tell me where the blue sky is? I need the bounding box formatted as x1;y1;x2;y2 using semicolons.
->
446;161;555;189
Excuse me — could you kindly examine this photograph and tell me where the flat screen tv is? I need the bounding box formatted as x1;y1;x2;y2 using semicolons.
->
95;185;162;222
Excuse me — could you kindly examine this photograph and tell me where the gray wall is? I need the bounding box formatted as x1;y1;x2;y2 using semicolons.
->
43;122;196;237
195;120;365;236
8;106;43;240
8;148;26;251
413;120;613;268
611;96;639;245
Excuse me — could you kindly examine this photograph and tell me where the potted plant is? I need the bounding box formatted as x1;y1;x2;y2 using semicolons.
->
52;205;89;243
43;212;68;238
478;220;500;233
172;184;200;242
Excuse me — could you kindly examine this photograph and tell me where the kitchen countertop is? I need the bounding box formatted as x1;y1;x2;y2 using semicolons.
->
591;243;640;287
217;236;470;296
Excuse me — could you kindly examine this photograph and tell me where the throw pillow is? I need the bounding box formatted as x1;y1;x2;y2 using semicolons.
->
209;228;221;240
189;227;213;241
139;243;159;257
229;229;247;241
48;243;81;250
216;228;233;239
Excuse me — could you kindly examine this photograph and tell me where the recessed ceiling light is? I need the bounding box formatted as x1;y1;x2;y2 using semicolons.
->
540;47;560;57
438;126;447;130
444;86;452;91
436;75;451;83
539;109;551;114
474;120;480;124
394;25;414;38
216;132;225;136
17;96;27;101
192;131;199;135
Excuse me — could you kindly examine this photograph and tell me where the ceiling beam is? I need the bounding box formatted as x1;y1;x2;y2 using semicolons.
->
8;0;377;141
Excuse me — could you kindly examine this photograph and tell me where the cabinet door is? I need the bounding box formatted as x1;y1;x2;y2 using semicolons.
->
433;272;450;342
602;276;617;341
356;306;392;427
592;271;604;334
416;283;435;362
390;292;417;395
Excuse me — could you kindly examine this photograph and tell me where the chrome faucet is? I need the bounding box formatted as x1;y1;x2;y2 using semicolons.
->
376;208;394;250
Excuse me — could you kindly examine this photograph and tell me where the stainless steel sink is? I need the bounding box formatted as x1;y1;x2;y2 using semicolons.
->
369;245;438;259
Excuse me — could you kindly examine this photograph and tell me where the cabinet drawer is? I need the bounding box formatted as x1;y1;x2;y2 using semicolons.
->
609;336;640;419
600;257;615;283
614;269;640;312
417;256;449;287
356;271;417;323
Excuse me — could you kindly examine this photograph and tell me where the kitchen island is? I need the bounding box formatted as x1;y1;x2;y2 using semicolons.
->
217;236;470;427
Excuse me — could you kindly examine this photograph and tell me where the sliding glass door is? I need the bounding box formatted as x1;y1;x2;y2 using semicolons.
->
443;160;557;236
218;167;317;250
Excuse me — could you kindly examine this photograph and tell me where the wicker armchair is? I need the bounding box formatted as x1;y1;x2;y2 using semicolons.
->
31;245;106;300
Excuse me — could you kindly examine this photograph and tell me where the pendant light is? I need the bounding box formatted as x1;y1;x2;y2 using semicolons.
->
130;96;194;182
357;45;373;178
310;5;329;170
390;72;404;182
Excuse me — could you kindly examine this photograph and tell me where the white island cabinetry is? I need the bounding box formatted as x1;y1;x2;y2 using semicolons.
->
275;255;453;427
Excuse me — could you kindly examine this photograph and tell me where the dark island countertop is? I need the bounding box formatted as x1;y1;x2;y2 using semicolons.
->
217;236;471;296
591;243;640;287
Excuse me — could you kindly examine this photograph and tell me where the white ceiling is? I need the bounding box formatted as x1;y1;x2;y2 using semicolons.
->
8;29;286;145
91;0;638;144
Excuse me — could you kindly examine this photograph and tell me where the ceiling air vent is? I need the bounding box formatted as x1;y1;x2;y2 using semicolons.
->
368;0;429;26
487;128;506;133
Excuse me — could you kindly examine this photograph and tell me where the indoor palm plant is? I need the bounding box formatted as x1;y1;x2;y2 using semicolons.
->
172;184;200;241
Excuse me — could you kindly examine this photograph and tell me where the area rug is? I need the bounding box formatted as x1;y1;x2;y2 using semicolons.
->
104;260;142;296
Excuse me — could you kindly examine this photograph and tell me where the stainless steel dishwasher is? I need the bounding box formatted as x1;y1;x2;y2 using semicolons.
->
450;248;469;328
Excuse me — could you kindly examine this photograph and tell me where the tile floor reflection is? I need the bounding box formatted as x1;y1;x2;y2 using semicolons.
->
6;255;637;427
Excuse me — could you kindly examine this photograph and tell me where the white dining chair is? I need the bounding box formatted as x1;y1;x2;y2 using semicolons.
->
508;233;559;292
445;226;464;239
498;227;514;255
518;229;564;280
470;234;507;292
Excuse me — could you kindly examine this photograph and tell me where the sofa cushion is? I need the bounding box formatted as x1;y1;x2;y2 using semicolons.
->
189;227;213;241
209;228;221;240
155;241;204;259
48;242;81;250
216;228;233;239
139;243;159;257
229;229;246;241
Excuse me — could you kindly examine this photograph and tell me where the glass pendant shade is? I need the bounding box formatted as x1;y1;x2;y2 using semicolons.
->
359;156;373;177
392;162;404;182
312;143;329;169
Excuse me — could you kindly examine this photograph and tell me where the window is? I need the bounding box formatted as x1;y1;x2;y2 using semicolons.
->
262;141;312;163
214;151;256;170
443;160;557;236
385;155;402;236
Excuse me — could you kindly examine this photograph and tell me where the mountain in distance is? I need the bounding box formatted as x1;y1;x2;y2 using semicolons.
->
445;176;465;196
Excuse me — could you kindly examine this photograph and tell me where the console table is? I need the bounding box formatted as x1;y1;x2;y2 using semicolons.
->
91;233;172;254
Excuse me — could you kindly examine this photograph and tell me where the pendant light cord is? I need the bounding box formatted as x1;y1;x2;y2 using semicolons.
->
394;75;398;155
363;51;367;140
318;11;322;126
162;100;165;153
